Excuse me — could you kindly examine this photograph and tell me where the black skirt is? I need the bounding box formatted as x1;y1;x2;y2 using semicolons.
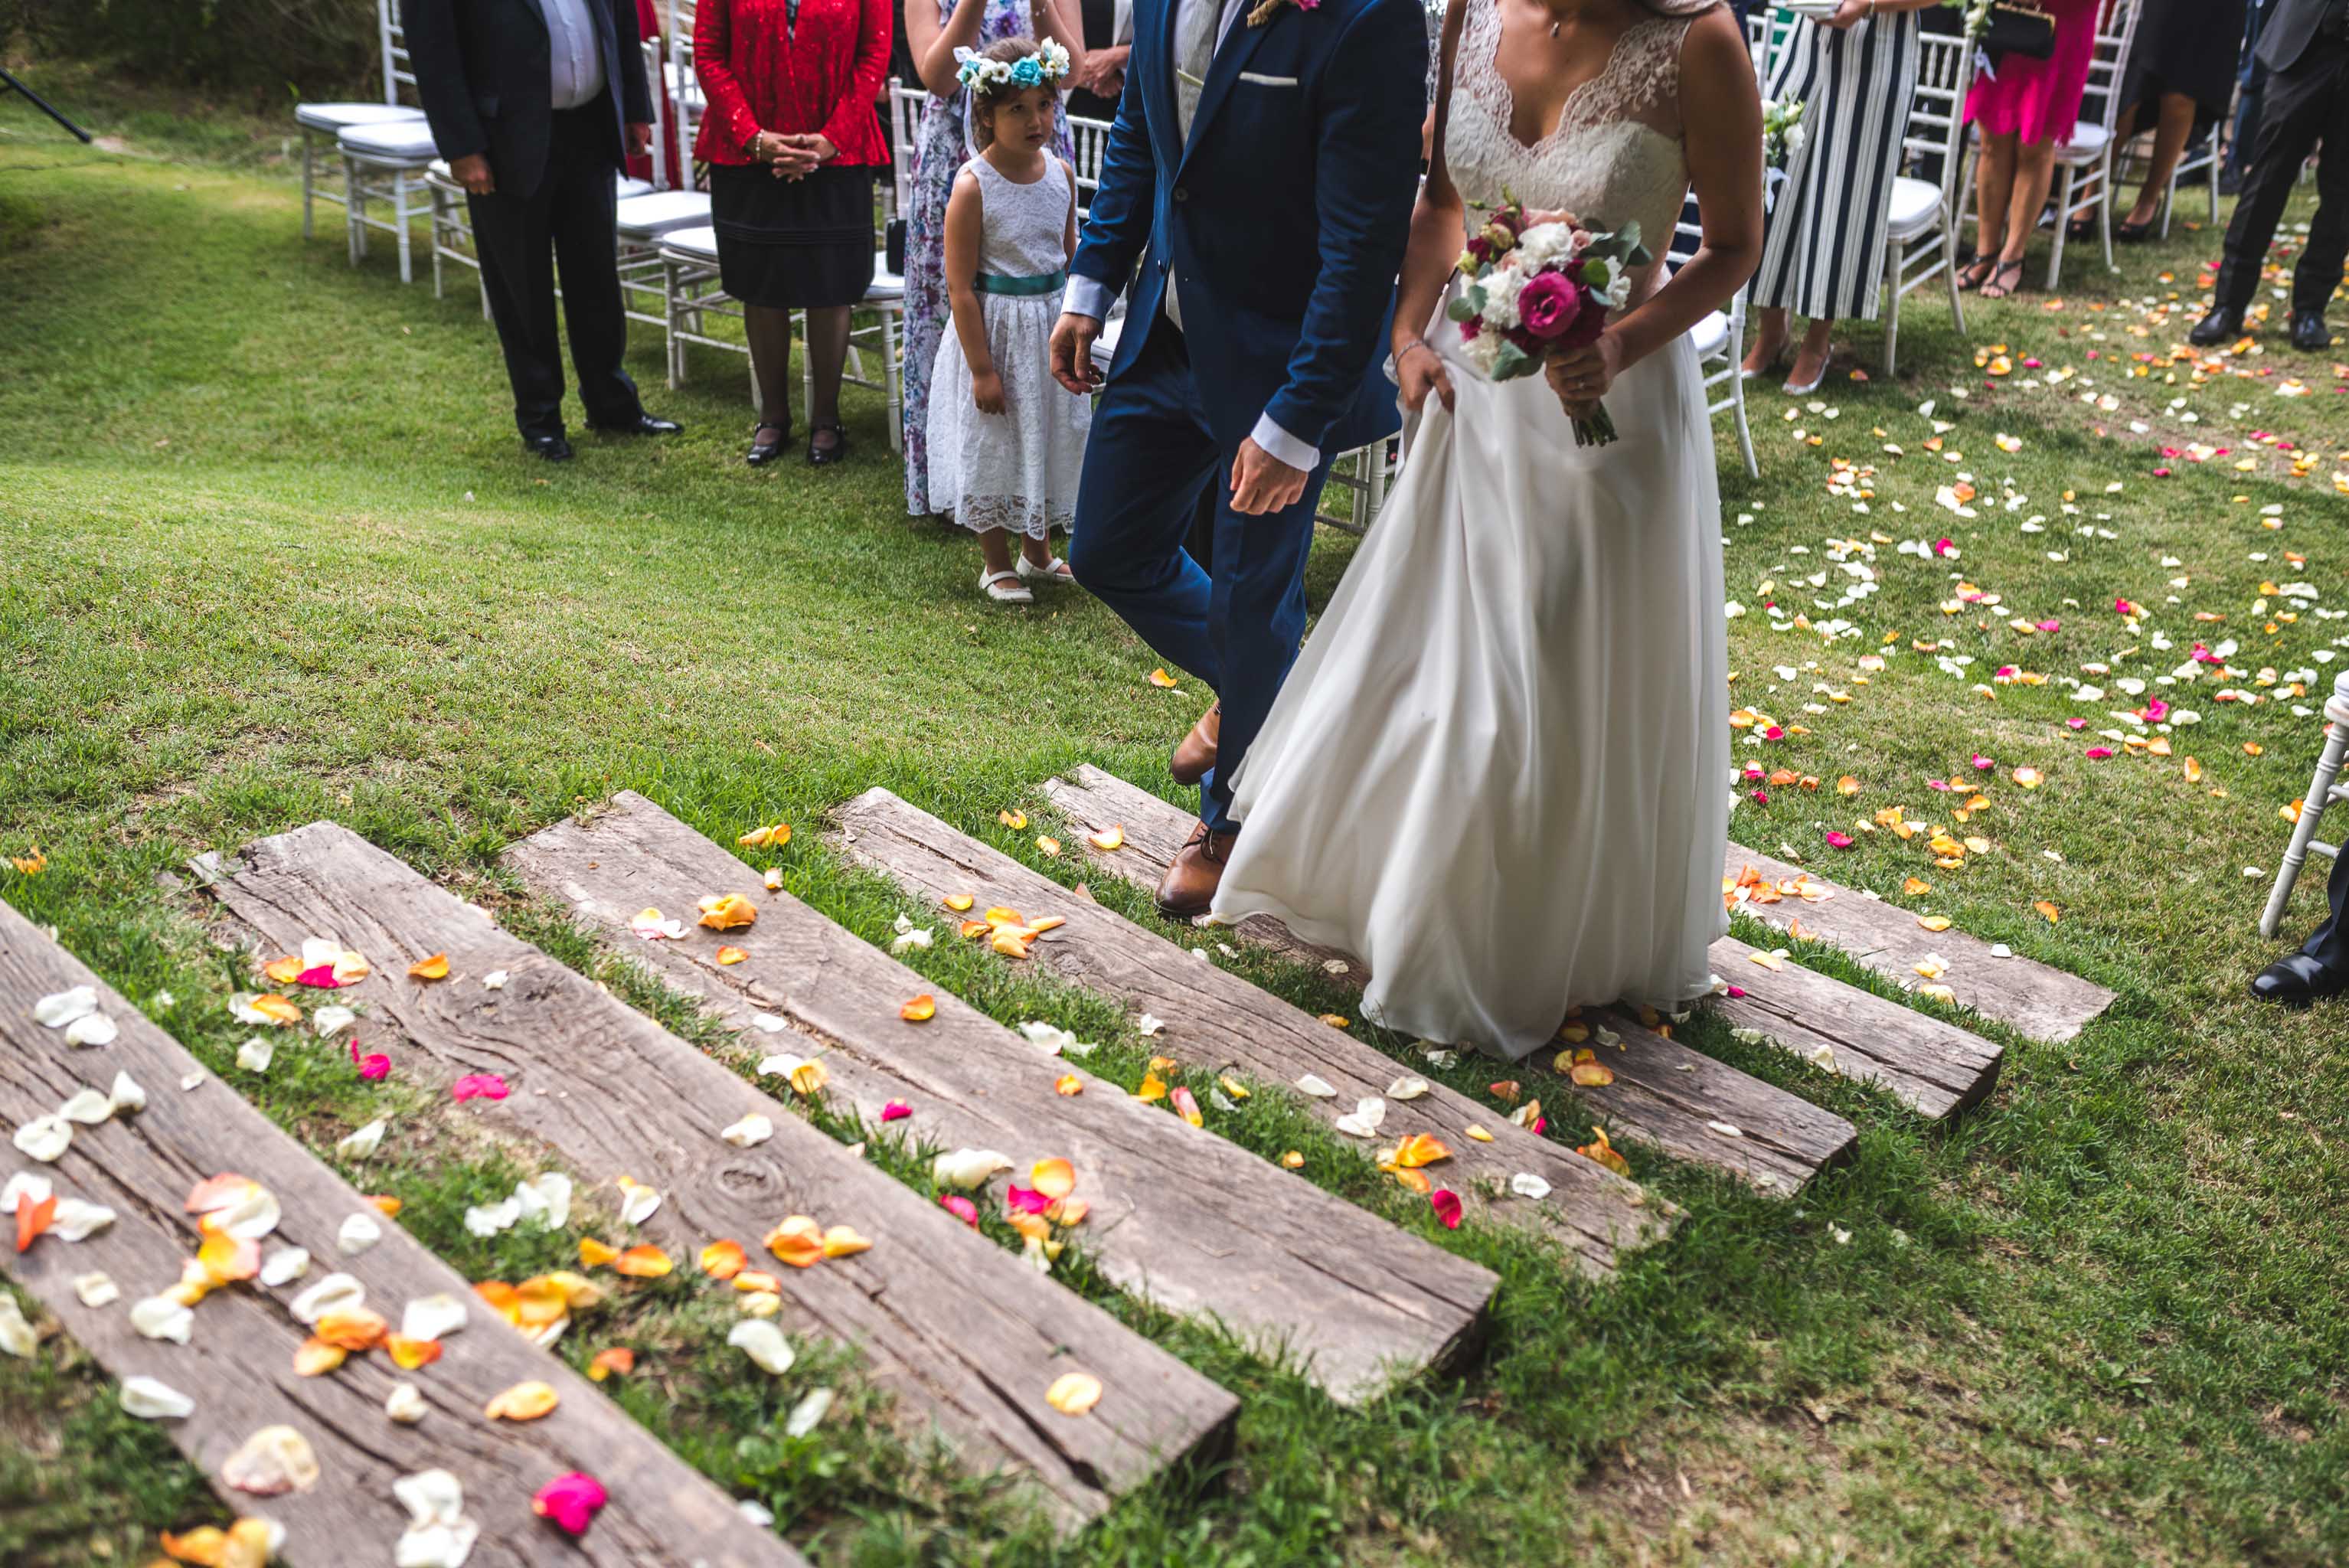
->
2119;0;2250;132
710;162;876;309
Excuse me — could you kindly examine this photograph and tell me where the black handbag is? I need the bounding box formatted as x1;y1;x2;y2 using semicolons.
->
1981;1;2057;63
886;216;907;277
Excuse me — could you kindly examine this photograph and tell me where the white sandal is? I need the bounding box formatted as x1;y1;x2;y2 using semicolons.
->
980;568;1034;605
1015;554;1076;586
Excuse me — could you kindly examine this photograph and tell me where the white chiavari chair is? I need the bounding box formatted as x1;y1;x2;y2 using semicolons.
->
1880;28;1974;377
339;116;439;282
296;0;423;242
2262;672;2349;939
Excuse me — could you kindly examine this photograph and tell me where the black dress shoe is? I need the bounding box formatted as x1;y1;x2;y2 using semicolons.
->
2289;310;2334;352
591;413;683;436
745;421;789;467
2187;305;2243;348
524;433;573;462
807;421;849;468
2249;952;2349;1007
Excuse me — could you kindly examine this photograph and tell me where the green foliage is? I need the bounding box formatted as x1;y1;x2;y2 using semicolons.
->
4;0;380;96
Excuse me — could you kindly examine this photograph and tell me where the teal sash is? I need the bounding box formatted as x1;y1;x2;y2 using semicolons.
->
974;270;1068;297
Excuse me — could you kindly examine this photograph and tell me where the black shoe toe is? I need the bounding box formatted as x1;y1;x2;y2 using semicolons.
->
524;434;574;462
2187;309;2242;348
592;413;684;436
2290;311;2334;352
2250;954;2347;1006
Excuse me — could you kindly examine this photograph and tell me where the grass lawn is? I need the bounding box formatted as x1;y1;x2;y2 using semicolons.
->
4;71;2348;1567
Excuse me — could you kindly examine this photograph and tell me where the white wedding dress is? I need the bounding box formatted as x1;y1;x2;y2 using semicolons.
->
1214;0;1731;1061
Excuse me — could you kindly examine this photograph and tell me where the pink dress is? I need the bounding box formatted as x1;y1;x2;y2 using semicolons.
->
1963;0;2102;146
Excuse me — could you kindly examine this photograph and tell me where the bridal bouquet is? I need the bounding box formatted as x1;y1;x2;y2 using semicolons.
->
1760;96;1806;212
1447;197;1650;447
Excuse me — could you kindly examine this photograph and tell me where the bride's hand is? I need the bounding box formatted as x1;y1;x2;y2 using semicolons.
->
1546;331;1622;418
1396;337;1454;416
1518;207;1578;232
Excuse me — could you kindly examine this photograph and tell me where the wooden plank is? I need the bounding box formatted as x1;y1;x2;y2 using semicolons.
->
1037;770;1855;1195
196;823;1237;1533
501;792;1497;1406
1710;938;2004;1120
0;897;806;1568
830;789;1678;1275
1047;769;2003;1123
1724;843;2115;1044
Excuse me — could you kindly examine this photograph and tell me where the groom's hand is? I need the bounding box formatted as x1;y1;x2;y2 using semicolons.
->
1230;439;1308;516
1050;313;1104;397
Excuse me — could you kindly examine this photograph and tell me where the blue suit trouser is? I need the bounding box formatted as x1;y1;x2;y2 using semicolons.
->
1068;315;1334;835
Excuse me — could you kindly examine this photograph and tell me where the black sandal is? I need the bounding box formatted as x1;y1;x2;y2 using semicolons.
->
2115;217;2155;244
1978;259;2026;300
746;420;789;467
806;420;849;468
1957;256;2000;292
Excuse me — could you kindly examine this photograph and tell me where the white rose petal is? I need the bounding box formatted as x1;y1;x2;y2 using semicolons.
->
49;1199;116;1241
311;1005;356;1038
931;1148;1012;1190
1;1172;51;1214
336;1119;387;1160
889;929;933;955
463;1200;520;1238
727;1318;797;1376
481;970;508;991
55;1089;113;1125
1387;1076;1430;1101
179;1072;204;1091
106;1072;145;1115
300;937;343;970
63;1013;119;1048
151;990;176;1011
228;993;279;1026
1333;1098;1386;1138
1018;1021;1079;1056
34;986;98;1028
0;1295;37;1357
1509;1172;1553;1201
338;1212;384;1255
1295;1074;1338;1099
289;1272;364;1325
73;1272;119;1308
739;1500;777;1528
1706;1120;1745;1139
721;1113;773;1148
394;1468;478;1568
747;1012;789;1034
616;1177;661;1227
385;1381;428;1425
211;1186;282;1242
512;1171;572;1230
259;1247;311;1289
756;1053;812;1081
119;1375;195;1419
221;1424;320;1496
12;1116;70;1164
128;1295;192;1351
400;1294;469;1344
1136;1013;1165;1037
784;1387;835;1438
236;1036;276;1073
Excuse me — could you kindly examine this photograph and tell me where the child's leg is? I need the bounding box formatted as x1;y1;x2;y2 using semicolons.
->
1019;530;1056;567
979;527;1016;577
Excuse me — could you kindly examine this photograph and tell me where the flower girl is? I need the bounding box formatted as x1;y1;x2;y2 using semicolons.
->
926;38;1093;606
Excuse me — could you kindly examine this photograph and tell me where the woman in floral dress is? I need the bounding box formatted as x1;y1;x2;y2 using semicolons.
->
902;0;1083;518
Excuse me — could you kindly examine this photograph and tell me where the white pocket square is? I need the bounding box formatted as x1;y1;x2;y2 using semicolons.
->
1237;72;1299;87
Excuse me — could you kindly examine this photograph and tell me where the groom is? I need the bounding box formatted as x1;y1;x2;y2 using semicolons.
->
1048;0;1426;917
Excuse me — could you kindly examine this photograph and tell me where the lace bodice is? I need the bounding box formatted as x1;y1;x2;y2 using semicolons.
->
969;156;1074;281
1444;0;1698;302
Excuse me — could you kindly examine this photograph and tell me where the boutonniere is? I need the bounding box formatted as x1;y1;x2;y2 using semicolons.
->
1245;0;1318;26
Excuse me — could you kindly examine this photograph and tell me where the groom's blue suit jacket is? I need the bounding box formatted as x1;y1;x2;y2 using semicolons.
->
1071;0;1428;458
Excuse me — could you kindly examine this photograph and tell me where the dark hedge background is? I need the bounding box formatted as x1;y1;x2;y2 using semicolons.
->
3;0;380;96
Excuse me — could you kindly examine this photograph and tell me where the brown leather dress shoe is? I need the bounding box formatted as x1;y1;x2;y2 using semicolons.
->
1155;822;1236;918
1170;702;1221;786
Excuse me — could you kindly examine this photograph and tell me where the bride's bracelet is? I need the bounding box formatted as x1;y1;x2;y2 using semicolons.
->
1397;338;1437;368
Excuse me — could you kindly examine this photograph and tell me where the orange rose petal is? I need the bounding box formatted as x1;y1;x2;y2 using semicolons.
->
821;1224;872;1259
1029;1158;1076;1200
700;1239;747;1280
15;1193;56;1253
248;994;302;1026
1087;825;1125;851
1392;1133;1453;1169
408;952;449;980
315;1307;389;1351
485;1380;560;1421
474;1280;521;1321
292;1337;347;1377
588;1345;636;1382
944;893;976;912
513;1277;570;1328
263;956;302;985
613;1244;673;1279
1026;916;1066;935
733;1269;782;1294
387;1335;444;1370
998;810;1028;831
958;919;992;939
367;1194;403;1217
1135;1072;1167;1103
716;946;749;965
1049;1195;1090;1227
1054;1073;1084;1096
696;893;760;931
577;1237;620;1268
765;1216;825;1269
1393;1167;1432;1194
196;1234;260;1284
2034;900;2062;923
900;994;937;1022
1148;667;1180;688
982;906;1024;929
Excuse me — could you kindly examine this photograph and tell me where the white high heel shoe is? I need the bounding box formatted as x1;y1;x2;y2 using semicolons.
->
1782;354;1832;397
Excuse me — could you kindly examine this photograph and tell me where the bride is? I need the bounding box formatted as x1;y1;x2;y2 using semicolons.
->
1210;0;1763;1060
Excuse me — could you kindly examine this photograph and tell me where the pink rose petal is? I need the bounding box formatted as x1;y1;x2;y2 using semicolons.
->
451;1073;509;1102
1005;1185;1054;1216
939;1195;978;1227
880;1101;912;1122
532;1472;608;1537
1429;1189;1462;1230
293;965;342;989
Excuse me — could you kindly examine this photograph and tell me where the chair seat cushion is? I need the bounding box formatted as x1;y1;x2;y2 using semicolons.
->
1690;309;1730;360
297;102;426;133
1887;175;1943;240
1089;313;1125;370
339;120;440;161
659;224;722;260
615;176;656;201
867;253;906;301
2055;122;2109;163
617;191;714;239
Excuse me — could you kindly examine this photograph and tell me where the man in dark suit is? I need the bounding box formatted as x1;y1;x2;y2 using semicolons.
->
2190;0;2349;354
407;0;681;459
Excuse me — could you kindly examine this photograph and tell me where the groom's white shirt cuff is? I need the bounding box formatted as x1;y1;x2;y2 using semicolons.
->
1061;278;1322;474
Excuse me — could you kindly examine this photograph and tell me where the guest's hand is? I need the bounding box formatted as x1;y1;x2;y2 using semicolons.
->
449;152;495;195
1050;312;1104;396
626;122;653;159
1821;0;1870;28
1395;337;1454;416
1545;331;1622;420
788;132;838;165
972;368;1009;416
1229;438;1308;516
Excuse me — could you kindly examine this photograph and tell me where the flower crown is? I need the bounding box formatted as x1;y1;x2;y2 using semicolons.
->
954;40;1071;93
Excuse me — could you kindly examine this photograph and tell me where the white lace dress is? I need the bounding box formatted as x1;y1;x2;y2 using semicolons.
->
1214;0;1733;1060
924;156;1093;540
